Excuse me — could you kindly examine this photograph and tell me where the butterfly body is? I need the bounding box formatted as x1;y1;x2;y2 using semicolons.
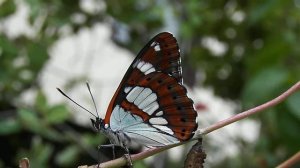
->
92;32;198;148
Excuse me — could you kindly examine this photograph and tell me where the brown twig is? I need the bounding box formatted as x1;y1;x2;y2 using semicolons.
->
19;158;30;168
277;151;300;168
81;81;300;168
184;138;206;168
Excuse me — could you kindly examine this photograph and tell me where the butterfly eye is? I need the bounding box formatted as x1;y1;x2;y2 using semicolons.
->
90;119;99;130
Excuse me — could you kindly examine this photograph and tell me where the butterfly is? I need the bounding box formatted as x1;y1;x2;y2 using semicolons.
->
58;32;198;159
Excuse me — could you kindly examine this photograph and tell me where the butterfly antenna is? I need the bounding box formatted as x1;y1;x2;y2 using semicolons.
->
86;82;100;118
56;88;97;118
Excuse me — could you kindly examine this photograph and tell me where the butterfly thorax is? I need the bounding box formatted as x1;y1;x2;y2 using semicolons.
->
91;117;130;147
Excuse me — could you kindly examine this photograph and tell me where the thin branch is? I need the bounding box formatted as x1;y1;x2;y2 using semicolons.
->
277;151;300;168
81;81;300;168
196;81;300;136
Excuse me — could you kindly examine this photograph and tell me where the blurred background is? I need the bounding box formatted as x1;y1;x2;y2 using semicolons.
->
0;0;300;167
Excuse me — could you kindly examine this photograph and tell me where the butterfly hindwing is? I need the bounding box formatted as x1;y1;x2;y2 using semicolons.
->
104;32;198;146
124;72;198;141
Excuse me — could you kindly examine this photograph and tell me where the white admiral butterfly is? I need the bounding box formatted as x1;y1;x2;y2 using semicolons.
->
58;32;198;163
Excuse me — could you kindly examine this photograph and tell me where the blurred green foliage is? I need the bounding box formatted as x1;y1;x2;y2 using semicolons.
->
0;0;300;167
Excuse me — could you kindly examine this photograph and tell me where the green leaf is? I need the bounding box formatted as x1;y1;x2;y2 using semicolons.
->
286;92;300;119
277;110;300;148
42;127;65;142
35;91;48;113
55;145;80;166
46;105;69;124
242;67;288;108
0;0;16;18
133;160;147;168
33;138;53;164
0;35;18;57
17;138;53;168
82;133;104;146
18;109;42;132
18;109;65;141
26;0;42;21
0;118;21;135
247;35;290;76
27;42;48;71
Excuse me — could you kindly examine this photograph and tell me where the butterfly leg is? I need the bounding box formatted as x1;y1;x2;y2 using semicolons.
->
98;143;132;167
96;144;118;168
98;144;116;159
123;145;133;167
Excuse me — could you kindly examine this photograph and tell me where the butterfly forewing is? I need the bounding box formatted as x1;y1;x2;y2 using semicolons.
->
133;33;183;84
104;32;197;146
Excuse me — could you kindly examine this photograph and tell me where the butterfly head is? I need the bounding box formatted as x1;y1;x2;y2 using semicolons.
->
91;117;106;132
